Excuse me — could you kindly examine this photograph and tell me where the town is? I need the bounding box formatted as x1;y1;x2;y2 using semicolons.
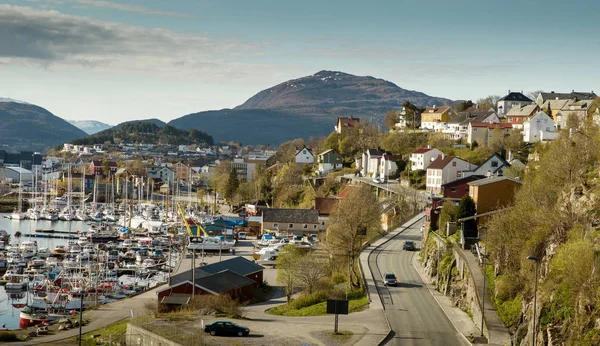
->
0;89;597;345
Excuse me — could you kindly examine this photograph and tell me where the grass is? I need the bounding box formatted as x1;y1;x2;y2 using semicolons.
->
66;318;129;346
267;296;369;317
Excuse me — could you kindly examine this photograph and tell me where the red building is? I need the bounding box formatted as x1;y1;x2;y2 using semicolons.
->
441;175;485;199
89;160;118;175
424;196;445;235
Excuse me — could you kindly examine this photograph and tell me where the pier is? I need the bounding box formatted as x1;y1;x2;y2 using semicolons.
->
23;234;78;239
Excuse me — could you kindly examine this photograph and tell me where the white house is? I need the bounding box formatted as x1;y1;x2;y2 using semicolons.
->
445;110;499;140
497;91;534;117
523;111;559;143
462;153;510;178
295;146;314;164
426;155;476;195
378;153;402;179
409;147;443;171
357;149;388;177
146;166;174;182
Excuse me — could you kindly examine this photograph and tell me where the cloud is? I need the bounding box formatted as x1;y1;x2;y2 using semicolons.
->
0;5;269;80
22;0;195;18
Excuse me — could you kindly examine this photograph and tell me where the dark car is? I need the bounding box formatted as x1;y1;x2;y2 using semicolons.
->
204;321;250;337
403;241;416;251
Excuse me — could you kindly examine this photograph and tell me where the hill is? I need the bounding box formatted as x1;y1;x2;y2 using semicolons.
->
67;120;112;135
71;121;213;146
169;70;452;145
0;101;88;152
115;118;166;129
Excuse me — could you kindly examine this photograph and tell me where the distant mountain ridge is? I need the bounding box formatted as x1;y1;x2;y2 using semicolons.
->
169;70;452;145
0;101;87;152
68;120;112;135
115;118;166;129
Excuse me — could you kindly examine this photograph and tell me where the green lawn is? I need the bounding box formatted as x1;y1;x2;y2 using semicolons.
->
268;296;369;317
66;318;128;346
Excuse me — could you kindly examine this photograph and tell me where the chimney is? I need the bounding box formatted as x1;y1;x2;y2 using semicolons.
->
441;153;445;160
427;145;431;149
508;90;511;94
551;91;554;93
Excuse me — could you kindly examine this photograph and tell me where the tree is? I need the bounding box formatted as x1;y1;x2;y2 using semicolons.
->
224;167;239;202
438;201;459;232
457;195;477;237
476;95;501;110
326;185;381;288
488;128;506;153
296;254;327;294
384;110;399;131
546;102;553;119
324;132;341;153
455;100;474;112
276;245;303;302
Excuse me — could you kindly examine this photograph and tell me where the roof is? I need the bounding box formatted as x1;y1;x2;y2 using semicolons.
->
91;160;117;167
262;208;319;224
194;270;256;294
314;197;339;215
295;145;313;156
412;148;433;154
541;99;571;111
161;293;192;305
367;148;386;156
337;117;360;127
506;104;539;116
427;155;455;170
422;105;451;115
468;176;522;187
319;148;341;157
441;175;485;188
6;167;33;174
170;256;264;285
337;185;360;199
498;92;533;102
539;91;597;102
448;110;497;125
528;111;553;121
470;122;513;129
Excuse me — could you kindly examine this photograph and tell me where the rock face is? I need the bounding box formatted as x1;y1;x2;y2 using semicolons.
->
169;70;452;145
0;101;87;152
67;120;112;135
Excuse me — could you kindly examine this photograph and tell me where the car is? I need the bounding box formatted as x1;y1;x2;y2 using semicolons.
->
204;321;250;337
372;177;381;183
403;241;416;251
383;272;397;286
237;232;247;240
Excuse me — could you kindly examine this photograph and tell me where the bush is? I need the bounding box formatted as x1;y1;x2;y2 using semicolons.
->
0;332;18;341
188;295;244;318
331;273;347;285
291;291;329;310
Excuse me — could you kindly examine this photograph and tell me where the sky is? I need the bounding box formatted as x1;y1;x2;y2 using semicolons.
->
1;0;599;125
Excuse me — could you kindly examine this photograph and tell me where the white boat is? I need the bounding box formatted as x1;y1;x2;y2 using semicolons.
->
7;252;23;264
11;210;25;220
187;236;232;251
53;245;67;254
37;248;50;258
252;245;283;266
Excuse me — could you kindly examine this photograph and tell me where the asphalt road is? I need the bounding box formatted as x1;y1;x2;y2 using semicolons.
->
369;220;468;346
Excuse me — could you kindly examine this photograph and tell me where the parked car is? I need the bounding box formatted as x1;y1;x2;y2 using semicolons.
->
204;321;250;337
383;272;397;286
372;177;380;183
403;241;416;251
237;232;247;240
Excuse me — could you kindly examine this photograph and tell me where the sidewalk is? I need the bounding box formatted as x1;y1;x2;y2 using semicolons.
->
457;245;512;346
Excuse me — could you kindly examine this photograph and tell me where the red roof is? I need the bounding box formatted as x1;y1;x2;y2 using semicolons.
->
427;155;455;170
314;197;339;215
412;148;432;154
470;122;513;129
337;185;360;199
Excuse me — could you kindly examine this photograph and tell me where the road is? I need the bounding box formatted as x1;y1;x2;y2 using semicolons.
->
369;220;468;346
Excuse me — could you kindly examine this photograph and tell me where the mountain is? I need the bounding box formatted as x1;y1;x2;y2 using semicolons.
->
0;101;88;152
169;70;452;145
67;120;112;135
71;121;213;147
115;118;166;129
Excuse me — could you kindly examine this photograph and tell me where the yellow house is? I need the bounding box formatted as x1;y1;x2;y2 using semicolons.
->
468;176;522;215
421;106;455;130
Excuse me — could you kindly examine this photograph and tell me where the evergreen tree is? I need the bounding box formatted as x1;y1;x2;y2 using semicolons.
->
457;195;477;237
224;167;239;202
546;103;553;119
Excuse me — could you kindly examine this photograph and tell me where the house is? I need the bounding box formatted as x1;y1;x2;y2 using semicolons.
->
173;162;191;181
468;176;522;215
394;106;421;130
539;99;571;120
295;145;314;165
426;155;476;195
523;111;559;143
462;153;510;178
497;91;534;117
335;117;360;134
146;166;174;182
556;98;600;130
89;160;118;176
378;153;402;179
535;91;597;106
467;122;513;146
317;149;343;174
410;147;444;171
261;208;320;235
231;157;256;181
445;110;499;140
442;175;485;199
505;104;540;129
420;105;455;131
157;256;263;312
357;148;385;177
0;151;43;170
4;167;33;184
314;197;339;232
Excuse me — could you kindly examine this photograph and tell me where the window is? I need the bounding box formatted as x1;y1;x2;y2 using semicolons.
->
491;161;498;168
288;223;293;228
273;223;278;229
450;187;457;192
313;225;318;229
303;224;308;229
452;161;456;167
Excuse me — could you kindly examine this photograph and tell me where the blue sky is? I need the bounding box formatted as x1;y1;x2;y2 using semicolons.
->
1;0;599;124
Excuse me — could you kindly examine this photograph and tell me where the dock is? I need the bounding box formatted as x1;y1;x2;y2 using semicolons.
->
23;234;79;239
34;229;80;235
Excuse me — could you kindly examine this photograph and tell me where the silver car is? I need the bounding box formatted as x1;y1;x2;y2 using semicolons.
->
383;272;397;286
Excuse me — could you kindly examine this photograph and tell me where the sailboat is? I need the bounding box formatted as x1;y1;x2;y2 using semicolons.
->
11;166;25;220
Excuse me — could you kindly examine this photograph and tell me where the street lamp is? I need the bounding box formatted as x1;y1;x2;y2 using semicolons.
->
527;255;539;346
479;225;488;338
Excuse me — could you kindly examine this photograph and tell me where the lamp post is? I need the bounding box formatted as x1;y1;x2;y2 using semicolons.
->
479;225;488;338
527;255;539;346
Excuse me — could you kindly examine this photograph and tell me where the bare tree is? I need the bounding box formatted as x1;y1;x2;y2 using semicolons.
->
326;185;381;288
276;245;302;302
296;255;327;294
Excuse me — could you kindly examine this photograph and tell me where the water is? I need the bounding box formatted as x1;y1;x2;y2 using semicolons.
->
0;214;101;329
